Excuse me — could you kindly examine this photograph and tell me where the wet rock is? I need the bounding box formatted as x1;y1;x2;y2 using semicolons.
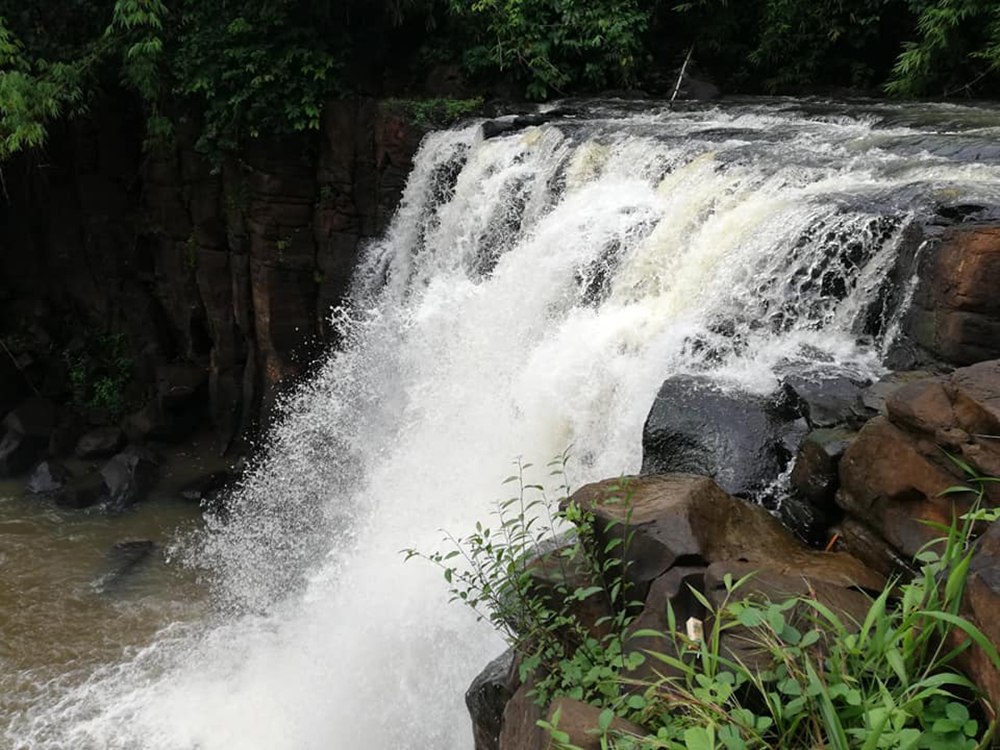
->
467;649;519;750
178;469;234;505
781;374;869;428
790;427;856;508
75;426;124;459
527;546;613;639
123;399;201;443
49;411;86;457
565;474;882;597
481;110;573;140
2;397;58;440
902;224;1000;366
0;429;40;477
100;446;160;511
641;376;807;498
54;473;104;509
25;460;71;494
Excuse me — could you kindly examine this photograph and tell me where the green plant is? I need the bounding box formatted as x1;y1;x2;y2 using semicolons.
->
64;331;133;418
403;451;645;707
383;97;484;128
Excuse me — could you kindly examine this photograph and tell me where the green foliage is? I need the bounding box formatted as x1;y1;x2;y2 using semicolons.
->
449;0;651;99
403;451;645;706
65;331;133;419
887;0;1000;96
418;454;999;750
383;97;485;128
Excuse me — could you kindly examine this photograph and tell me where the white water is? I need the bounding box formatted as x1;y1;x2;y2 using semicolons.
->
9;99;1000;749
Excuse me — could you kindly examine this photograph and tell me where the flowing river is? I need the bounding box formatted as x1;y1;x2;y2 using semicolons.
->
4;98;1000;749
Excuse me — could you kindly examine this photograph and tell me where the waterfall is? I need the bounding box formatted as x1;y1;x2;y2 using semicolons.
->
10;99;1000;750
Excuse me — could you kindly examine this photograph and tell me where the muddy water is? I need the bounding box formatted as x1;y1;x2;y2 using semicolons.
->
0;438;230;734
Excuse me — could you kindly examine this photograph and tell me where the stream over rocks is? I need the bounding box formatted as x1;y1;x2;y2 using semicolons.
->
5;98;1000;749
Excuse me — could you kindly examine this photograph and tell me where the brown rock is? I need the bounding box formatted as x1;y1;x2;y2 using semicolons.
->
545;698;646;750
954;523;1000;714
566;474;880;595
497;683;545;750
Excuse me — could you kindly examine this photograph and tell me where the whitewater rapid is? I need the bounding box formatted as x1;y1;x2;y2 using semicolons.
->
8;99;1000;749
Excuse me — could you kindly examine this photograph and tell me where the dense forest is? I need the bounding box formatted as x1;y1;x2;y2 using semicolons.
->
2;0;1000;162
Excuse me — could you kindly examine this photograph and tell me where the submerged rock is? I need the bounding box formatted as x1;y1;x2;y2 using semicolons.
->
94;540;157;592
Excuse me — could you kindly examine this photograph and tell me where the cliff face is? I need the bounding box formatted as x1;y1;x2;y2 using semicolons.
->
0;99;424;452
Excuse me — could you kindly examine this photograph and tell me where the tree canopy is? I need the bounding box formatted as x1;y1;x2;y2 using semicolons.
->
1;0;999;161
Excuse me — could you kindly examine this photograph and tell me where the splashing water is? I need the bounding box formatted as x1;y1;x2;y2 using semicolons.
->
7;99;1000;750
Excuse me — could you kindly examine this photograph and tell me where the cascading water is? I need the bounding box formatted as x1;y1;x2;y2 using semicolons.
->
7;99;1000;750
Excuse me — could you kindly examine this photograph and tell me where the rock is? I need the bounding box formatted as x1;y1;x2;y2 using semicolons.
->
156;362;208;408
2;397;58;439
826;516;915;580
497;682;546;750
25;460;71;494
527;546;613;639
959;523;1000;710
75;427;124;458
565;475;883;597
0;355;27;419
122;399;201;443
544;697;647;749
902;224;1000;366
837;417;965;559
49;412;86;457
481;110;573;140
790;428;856;508
781;374;869;428
857;371;934;418
99;446;159;511
467;649;519;750
54;473;104;509
94;539;157;591
178;469;233;504
641;376;807;498
0;429;40;477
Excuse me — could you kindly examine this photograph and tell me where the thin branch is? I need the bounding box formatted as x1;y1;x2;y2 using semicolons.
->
671;45;695;104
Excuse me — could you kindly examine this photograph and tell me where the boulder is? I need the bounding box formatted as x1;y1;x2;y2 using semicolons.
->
467;649;519;750
902;224;1000;366
0;355;27;419
527;546;613;639
156;362;208;409
75;427;124;459
782;374;869;429
49;412;86;457
54;473;104;510
565;475;883;597
857;371;934;418
123;399;201;443
497;682;546;750
25;460;71;494
790;428;856;509
2;397;58;440
100;446;159;511
837;417;967;559
641;376;807;499
826;516;915;580
544;698;647;750
0;429;40;477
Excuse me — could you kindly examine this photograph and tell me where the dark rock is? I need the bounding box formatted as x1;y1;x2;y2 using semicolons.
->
790;427;856;508
0;429;40;477
156;362;208;408
527;546;613;639
466;649;519;750
55;473;104;509
25;460;71;494
2;397;58;439
781;374;869;428
179;469;234;506
827;516;916;580
0;355;28;419
100;446;159;511
481;110;573;140
641;376;807;498
75;427;124;458
959;523;1000;710
49;412;86;457
123;399;201;443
